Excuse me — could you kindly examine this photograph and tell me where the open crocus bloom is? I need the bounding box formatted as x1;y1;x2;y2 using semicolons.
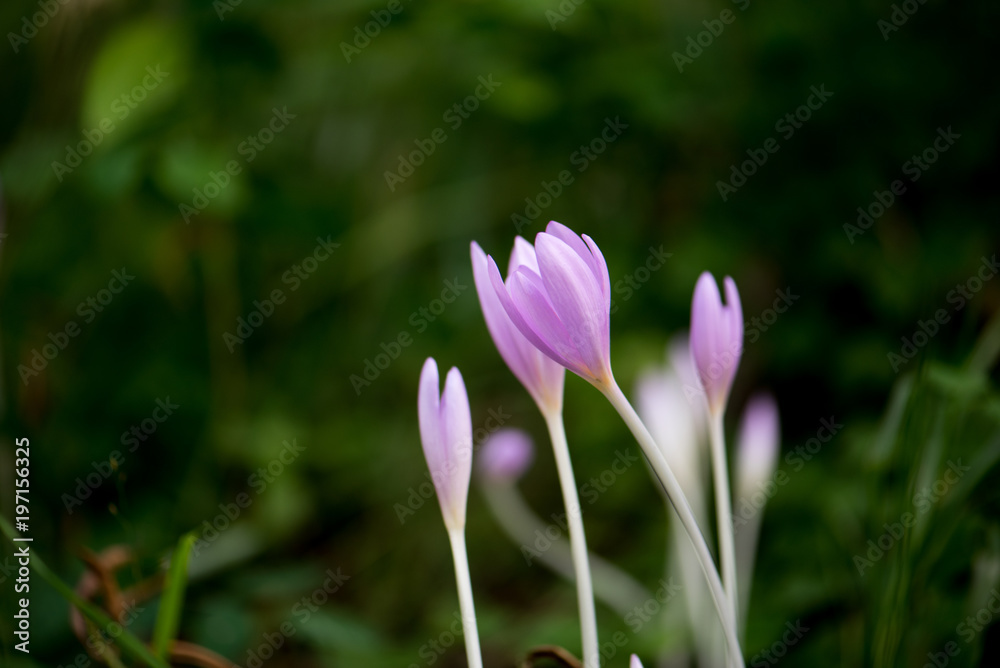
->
418;357;474;531
471;240;566;415
690;271;744;416
487;221;613;385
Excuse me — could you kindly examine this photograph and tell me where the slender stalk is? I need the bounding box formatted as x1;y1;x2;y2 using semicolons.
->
600;379;744;668
447;528;484;668
542;409;601;668
709;411;739;629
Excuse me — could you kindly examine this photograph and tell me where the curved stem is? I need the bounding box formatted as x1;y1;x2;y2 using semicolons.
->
709;411;739;630
542;409;601;668
447;528;484;668
599;378;744;668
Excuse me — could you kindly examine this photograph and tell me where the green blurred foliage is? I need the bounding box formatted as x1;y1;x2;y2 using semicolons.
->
0;0;998;665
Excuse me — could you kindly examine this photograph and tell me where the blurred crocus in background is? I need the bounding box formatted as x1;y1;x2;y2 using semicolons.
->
417;357;483;668
690;272;745;630
477;429;651;617
734;392;780;630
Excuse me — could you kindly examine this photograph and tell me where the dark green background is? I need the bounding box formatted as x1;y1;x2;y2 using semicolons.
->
1;0;998;666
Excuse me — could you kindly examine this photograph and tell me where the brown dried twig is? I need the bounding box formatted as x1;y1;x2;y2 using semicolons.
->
521;645;583;667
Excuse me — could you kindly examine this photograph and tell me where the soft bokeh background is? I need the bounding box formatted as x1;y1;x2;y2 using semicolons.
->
1;0;999;666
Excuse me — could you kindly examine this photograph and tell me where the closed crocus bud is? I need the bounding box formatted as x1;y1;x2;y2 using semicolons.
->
471;240;566;415
630;655;644;668
477;428;534;482
690;272;744;416
418;357;474;531
488;221;613;385
736;392;780;500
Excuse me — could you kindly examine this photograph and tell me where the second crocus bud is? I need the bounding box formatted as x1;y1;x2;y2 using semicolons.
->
418;357;474;531
477;428;535;483
690;271;744;416
736;392;780;505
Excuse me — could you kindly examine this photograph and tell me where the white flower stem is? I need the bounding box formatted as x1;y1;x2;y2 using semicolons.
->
446;528;484;668
600;378;744;668
709;410;739;632
542;409;601;668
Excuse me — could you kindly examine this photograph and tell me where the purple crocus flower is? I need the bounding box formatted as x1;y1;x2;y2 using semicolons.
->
418;357;473;531
689;272;744;415
471;240;566;414
476;428;535;482
487;221;613;385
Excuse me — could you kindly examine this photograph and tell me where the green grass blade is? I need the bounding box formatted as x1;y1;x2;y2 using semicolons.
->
0;515;171;668
152;531;197;658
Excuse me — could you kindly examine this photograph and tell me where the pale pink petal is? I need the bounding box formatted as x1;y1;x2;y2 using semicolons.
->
534;233;609;379
440;367;473;528
508;267;585;375
509;236;540;274
582;234;612;304
472;242;564;411
418;357;443;478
